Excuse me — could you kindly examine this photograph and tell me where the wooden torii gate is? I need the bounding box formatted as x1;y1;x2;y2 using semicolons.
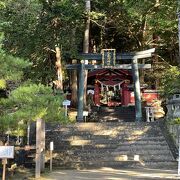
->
67;48;155;122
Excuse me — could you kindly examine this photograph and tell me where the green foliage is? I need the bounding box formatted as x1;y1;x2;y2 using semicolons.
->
160;66;180;97
0;0;179;112
0;83;67;134
0;0;84;84
0;79;6;88
0;0;179;89
0;1;6;9
90;0;178;66
0;49;30;82
168;117;180;125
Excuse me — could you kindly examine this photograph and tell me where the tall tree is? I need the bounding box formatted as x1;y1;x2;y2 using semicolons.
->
1;0;84;84
83;0;91;106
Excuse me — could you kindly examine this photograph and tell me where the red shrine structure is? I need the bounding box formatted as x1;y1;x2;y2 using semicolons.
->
67;48;156;121
87;69;159;107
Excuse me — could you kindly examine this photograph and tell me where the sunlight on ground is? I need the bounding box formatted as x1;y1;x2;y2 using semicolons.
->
41;167;179;180
95;144;106;148
70;139;91;145
131;127;149;135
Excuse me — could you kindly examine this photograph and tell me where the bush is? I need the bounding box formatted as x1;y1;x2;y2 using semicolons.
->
167;117;180;125
0;83;68;135
160;66;180;98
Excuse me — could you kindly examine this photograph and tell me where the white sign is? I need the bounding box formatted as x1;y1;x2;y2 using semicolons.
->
83;111;89;116
63;100;71;106
0;146;14;159
50;142;54;151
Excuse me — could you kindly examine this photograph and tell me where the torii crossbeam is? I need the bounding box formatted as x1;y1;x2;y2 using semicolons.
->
67;48;155;122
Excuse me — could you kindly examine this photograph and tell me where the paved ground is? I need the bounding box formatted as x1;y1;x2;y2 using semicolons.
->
40;168;180;180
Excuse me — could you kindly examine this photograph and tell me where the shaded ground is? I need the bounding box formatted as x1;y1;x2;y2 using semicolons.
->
9;167;180;180
41;167;180;180
4;167;34;180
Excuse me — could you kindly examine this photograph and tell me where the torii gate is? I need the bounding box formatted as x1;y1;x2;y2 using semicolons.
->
67;48;155;122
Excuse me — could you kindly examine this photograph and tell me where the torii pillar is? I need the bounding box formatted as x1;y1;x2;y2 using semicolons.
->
77;61;85;122
132;56;142;122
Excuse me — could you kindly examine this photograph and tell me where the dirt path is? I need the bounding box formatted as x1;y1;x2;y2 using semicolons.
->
41;168;179;180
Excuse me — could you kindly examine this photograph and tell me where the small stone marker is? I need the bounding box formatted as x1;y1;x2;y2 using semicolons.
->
50;142;54;172
145;107;154;122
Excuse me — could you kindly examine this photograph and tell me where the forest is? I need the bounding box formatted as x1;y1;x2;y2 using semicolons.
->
0;0;180;136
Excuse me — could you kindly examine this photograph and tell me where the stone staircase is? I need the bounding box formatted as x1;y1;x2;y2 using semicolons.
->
96;106;135;122
45;122;177;170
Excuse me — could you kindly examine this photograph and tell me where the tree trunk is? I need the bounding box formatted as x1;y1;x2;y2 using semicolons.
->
83;0;91;107
139;16;147;83
70;27;78;107
152;33;159;88
71;59;78;107
54;46;63;91
35;118;45;177
40;119;45;172
178;13;180;66
35;119;42;178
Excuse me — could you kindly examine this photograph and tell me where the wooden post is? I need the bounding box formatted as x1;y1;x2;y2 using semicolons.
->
64;105;68;116
27;122;30;146
77;61;85;122
2;159;7;180
132;56;142;122
35;119;42;178
50;150;52;172
40;119;45;172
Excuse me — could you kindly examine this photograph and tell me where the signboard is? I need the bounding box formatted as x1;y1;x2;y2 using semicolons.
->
102;49;116;67
63;100;71;106
0;146;14;159
83;111;89;116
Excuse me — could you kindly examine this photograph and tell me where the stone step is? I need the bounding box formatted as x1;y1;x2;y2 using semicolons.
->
37;121;177;170
53;153;174;162
48;139;168;146
46;124;161;129
99;113;132;117
46;128;162;136
52;143;170;152
45;122;160;130
46;129;160;135
98;114;135;118
51;160;177;170
52;148;172;156
46;133;163;140
47;135;165;141
50;160;139;169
